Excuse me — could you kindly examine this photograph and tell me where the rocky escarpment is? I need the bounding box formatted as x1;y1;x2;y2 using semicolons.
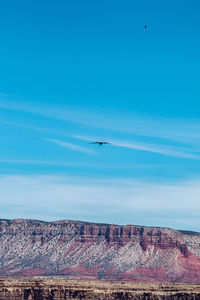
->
0;219;200;282
1;279;200;299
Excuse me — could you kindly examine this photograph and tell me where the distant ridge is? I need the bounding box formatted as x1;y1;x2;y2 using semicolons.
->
178;230;200;236
0;218;200;282
2;218;199;233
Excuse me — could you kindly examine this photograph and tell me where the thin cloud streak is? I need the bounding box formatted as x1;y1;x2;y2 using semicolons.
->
111;139;200;160
0;120;52;133
0;99;91;127
2;98;200;145
43;138;96;154
0;159;90;166
0;159;169;171
2;116;199;159
2;118;199;157
2;98;200;160
74;135;200;160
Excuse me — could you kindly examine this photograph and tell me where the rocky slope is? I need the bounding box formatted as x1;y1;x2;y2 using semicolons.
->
0;219;200;282
1;278;200;299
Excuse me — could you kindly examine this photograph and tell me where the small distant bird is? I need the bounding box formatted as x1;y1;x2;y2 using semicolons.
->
144;25;147;29
90;141;111;146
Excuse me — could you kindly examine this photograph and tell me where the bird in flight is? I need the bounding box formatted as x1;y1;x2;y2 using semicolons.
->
90;141;112;146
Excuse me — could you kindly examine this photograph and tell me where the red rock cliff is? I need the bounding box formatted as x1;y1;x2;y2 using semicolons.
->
0;219;200;282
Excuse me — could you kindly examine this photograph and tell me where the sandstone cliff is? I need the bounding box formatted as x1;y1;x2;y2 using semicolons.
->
0;219;200;282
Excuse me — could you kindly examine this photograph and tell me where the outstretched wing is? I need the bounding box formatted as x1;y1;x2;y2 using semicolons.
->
90;141;112;145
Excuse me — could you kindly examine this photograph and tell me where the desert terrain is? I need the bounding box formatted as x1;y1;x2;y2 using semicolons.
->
1;278;200;299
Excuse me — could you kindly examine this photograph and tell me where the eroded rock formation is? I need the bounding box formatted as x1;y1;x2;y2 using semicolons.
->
0;219;200;282
0;279;200;299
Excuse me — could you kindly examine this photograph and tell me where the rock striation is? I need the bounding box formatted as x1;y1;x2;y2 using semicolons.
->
0;219;200;282
1;278;200;299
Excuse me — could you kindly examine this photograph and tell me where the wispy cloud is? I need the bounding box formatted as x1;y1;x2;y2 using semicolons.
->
0;98;92;126
0;120;52;133
2;97;200;160
0;159;168;172
0;159;89;166
74;135;200;160
2;97;200;145
110;139;200;159
0;174;200;231
43;138;96;154
2;114;199;159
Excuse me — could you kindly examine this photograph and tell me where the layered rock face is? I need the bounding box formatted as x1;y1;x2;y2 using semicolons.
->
0;219;200;282
1;279;200;300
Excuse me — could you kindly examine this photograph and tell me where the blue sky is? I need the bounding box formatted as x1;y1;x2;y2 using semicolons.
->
1;0;200;230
